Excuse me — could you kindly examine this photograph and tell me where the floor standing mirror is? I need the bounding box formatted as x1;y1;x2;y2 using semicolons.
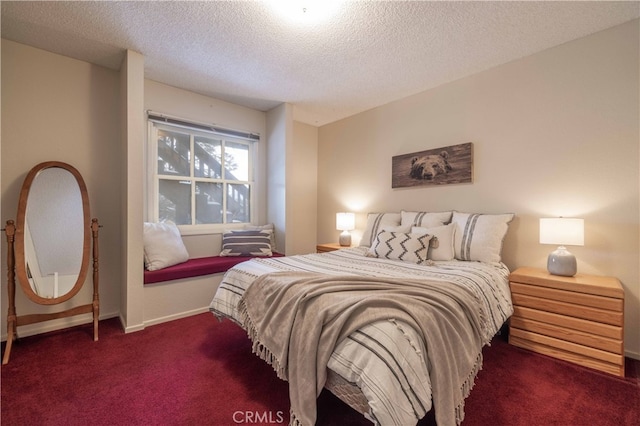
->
3;161;99;364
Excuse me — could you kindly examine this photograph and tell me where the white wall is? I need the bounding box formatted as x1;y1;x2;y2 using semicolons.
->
1;40;122;337
317;20;640;358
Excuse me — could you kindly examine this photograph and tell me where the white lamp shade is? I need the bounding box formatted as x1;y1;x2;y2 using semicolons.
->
539;218;584;246
336;212;355;231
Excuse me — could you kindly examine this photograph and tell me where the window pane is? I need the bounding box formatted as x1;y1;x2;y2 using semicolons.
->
227;183;250;223
159;179;191;225
195;182;223;224
225;141;249;181
194;136;222;178
151;120;255;228
157;130;190;177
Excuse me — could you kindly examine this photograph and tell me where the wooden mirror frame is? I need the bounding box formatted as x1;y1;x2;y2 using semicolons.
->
3;161;100;365
15;161;91;304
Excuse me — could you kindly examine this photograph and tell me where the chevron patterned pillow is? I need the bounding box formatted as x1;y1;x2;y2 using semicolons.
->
366;230;433;264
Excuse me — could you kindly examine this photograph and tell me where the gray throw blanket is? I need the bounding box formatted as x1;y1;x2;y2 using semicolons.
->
238;272;490;426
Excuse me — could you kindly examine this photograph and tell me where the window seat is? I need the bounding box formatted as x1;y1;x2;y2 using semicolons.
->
144;253;284;285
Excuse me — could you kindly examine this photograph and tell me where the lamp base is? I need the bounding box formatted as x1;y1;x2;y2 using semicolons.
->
547;246;577;277
339;231;351;247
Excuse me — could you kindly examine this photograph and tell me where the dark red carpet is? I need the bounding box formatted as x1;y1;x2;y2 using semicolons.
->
2;313;638;425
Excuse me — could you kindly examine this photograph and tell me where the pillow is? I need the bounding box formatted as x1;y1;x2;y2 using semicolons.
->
143;221;189;271
366;230;433;265
412;223;456;261
243;223;276;250
381;224;412;233
401;210;452;228
451;211;514;263
359;213;401;248
220;230;273;257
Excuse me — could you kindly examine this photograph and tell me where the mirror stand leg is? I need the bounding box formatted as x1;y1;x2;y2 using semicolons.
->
91;218;100;342
3;317;16;365
92;304;99;341
4;220;17;365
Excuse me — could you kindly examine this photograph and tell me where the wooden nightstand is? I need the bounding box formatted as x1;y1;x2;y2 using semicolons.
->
316;243;348;253
508;266;624;377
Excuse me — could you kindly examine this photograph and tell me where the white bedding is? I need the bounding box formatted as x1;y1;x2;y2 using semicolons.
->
209;247;513;425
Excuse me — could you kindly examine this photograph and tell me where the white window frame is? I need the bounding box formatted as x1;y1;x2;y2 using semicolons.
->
147;117;258;235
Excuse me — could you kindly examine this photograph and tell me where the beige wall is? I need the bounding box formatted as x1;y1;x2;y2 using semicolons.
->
120;49;145;332
1;40;122;336
317;20;640;358
266;103;291;254
266;105;319;255
289;120;318;255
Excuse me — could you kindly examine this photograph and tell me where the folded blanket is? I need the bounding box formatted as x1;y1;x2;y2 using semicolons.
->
238;271;489;426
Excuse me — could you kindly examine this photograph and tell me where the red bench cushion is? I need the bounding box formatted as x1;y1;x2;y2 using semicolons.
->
144;253;283;284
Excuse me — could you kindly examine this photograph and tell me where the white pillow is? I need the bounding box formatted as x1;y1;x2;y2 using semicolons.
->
381;224;412;233
143;221;189;271
401;210;452;228
366;229;432;265
359;213;401;248
243;223;276;250
412;223;456;261
451;211;514;263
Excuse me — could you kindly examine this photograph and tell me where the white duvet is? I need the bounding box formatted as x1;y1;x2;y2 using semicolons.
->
209;247;513;425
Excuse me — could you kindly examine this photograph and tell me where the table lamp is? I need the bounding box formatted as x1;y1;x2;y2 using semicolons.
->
539;217;584;277
336;212;355;246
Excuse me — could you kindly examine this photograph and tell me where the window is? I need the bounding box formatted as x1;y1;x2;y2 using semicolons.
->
147;115;258;232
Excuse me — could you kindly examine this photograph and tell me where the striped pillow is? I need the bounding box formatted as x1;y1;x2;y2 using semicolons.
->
219;230;273;257
366;230;432;265
451;211;514;263
243;223;276;251
359;213;401;248
400;210;452;228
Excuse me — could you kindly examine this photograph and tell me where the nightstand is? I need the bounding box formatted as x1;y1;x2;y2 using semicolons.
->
508;266;624;377
316;243;348;253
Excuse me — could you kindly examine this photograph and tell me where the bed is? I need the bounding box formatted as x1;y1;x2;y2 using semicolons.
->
209;211;514;426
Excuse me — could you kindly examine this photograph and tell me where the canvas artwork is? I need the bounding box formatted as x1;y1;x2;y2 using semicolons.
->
392;142;473;188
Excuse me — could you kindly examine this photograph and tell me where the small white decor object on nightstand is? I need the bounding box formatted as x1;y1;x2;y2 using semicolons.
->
336;212;355;247
539;217;584;277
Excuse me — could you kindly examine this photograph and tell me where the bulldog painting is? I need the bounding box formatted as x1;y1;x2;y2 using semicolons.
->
392;142;473;188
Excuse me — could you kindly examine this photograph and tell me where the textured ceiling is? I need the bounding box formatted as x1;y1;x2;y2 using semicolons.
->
2;1;639;126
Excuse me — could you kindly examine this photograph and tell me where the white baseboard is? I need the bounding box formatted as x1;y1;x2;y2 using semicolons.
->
119;313;145;334
143;307;210;328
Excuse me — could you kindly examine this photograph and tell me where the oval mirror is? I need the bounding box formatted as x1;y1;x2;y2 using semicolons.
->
14;161;90;305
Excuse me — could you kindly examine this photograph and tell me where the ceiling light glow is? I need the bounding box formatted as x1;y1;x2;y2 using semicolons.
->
269;0;343;24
